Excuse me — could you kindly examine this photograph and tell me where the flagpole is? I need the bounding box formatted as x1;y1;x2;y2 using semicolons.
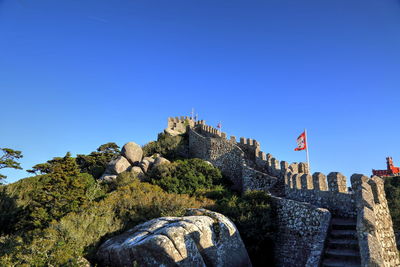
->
305;128;311;174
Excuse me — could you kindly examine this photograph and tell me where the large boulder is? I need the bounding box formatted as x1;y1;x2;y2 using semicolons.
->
105;156;131;175
130;166;145;181
96;209;252;267
99;173;118;182
143;156;155;164
153;156;171;168
121;142;143;165
164;128;182;137
139;159;152;173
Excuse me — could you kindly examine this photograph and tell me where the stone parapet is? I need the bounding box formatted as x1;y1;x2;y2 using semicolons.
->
284;171;356;217
352;174;400;267
188;124;278;193
242;165;278;192
173;116;400;267
271;196;331;267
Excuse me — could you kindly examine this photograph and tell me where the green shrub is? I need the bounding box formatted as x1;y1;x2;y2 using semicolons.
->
18;172;104;231
148;158;223;195
385;176;400;233
0;153;105;233
142;133;188;160
76;142;120;179
0;176;44;235
211;190;275;266
0;179;213;266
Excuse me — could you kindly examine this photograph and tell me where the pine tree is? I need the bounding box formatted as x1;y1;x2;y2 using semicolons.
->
0;148;23;184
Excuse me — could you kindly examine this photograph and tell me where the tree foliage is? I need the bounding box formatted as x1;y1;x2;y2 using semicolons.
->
212;191;275;266
18;152;103;230
384;176;400;233
0;142;276;266
0;178;211;266
26;152;79;176
142;133;188;160
0;148;23;183
76;142;120;179
27;143;120;179
147;158;223;195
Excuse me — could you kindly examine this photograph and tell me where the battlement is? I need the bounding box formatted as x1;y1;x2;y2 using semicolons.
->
166;116;206;136
172;115;399;266
351;175;400;266
254;150;309;179
197;124;227;139
187;117;309;181
167;116;194;128
285;171;348;193
282;170;355;217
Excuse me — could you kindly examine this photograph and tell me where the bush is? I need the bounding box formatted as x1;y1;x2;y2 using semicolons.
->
0;178;213;266
0;153;106;233
211;191;275;266
147;158;223;195
385;176;400;233
76;142;120;179
142;133;188;160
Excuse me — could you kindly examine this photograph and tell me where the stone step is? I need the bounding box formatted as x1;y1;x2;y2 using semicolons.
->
331;218;357;230
322;258;361;267
330;229;357;240
331;217;357;225
324;248;361;261
327;238;359;250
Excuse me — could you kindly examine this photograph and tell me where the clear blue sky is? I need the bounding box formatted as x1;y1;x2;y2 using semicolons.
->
1;0;400;184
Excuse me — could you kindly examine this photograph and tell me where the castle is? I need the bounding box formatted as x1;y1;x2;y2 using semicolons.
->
167;116;400;267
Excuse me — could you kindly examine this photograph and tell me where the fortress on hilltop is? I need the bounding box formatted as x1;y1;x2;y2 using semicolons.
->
166;116;400;267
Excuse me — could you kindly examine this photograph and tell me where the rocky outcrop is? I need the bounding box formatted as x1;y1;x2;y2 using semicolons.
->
105;156;131;175
130;166;145;181
99;173;117;182
96;209;252;267
99;140;171;181
139;159;152;173
164;128;183;137
121;142;143;165
153;157;171;168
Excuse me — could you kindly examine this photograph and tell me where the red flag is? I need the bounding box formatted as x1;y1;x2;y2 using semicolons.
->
294;131;307;151
217;122;221;129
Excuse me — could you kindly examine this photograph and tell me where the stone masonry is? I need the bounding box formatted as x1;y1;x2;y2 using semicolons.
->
165;116;400;267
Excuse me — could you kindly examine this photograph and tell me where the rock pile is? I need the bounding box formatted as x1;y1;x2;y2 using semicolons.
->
99;142;170;181
96;209;252;267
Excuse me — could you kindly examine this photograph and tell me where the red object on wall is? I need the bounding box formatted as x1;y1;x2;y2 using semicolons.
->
294;131;307;151
372;157;400;177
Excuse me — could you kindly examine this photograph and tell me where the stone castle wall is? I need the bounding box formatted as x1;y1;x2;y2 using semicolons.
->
271;196;331;267
283;171;356;217
167;116;400;267
189;128;244;191
167;116;205;135
352;174;400;267
188;127;277;192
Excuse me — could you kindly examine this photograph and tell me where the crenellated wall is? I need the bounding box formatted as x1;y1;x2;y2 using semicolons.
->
284;171;356;217
167;116;205;135
197;123;227;139
237;137;260;162
166;116;400;267
351;174;400;267
189;127;245;191
188;125;277;192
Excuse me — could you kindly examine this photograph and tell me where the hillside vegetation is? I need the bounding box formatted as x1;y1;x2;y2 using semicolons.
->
384;176;400;233
0;135;274;266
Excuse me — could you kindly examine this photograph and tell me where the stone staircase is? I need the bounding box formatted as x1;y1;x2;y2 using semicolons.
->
321;217;361;267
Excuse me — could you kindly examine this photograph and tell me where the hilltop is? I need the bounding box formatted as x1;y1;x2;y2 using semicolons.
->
0;116;399;267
